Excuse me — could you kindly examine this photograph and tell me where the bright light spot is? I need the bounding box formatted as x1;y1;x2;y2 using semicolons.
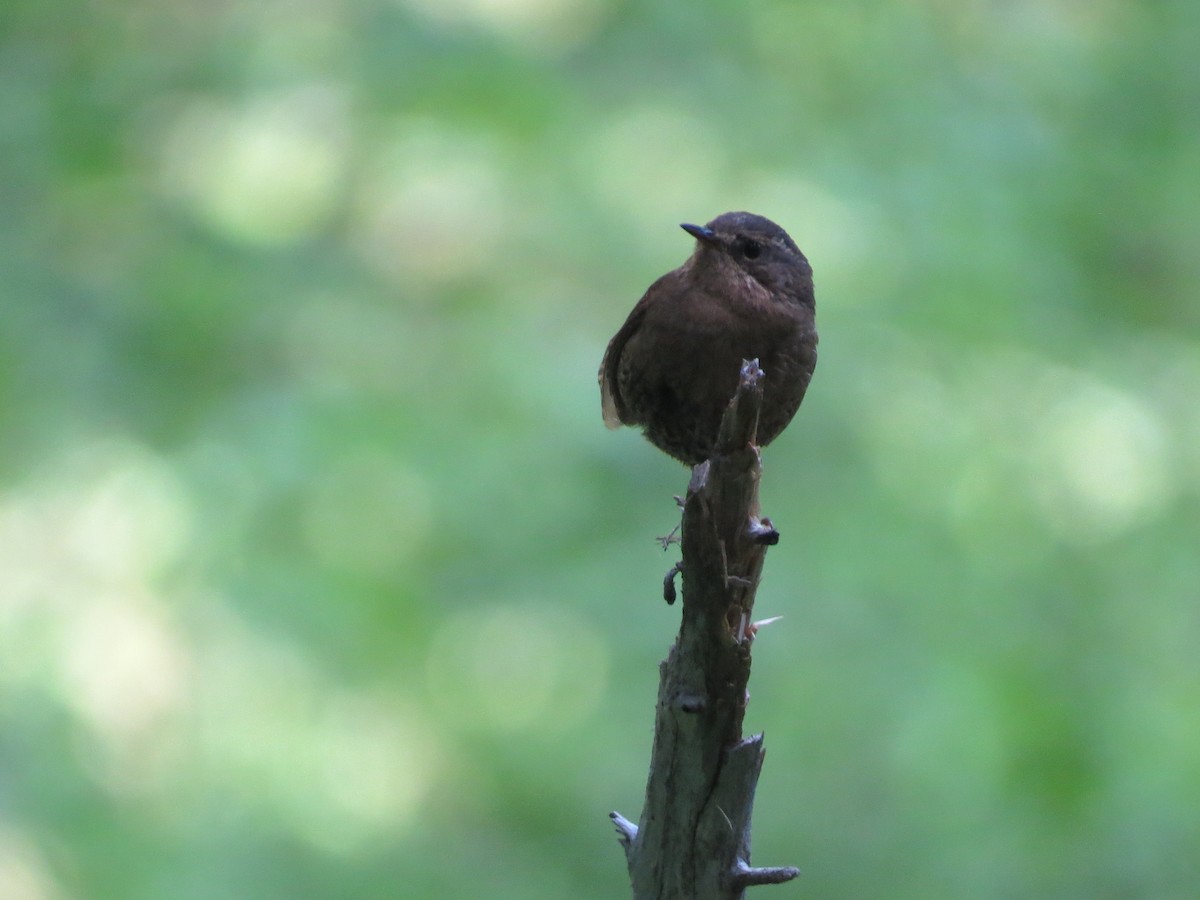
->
426;602;609;734
194;608;441;849
857;342;1178;546
0;439;194;793
0;829;61;900
352;123;509;288
1033;379;1169;540
301;450;433;576
0;439;191;679
400;0;604;52
307;695;438;852
58;444;191;585
0;440;442;845
59;596;188;750
158;84;349;245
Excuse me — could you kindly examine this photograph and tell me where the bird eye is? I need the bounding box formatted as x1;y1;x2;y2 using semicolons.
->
741;240;762;260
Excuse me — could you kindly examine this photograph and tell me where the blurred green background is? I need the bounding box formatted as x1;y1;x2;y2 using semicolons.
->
2;0;1198;897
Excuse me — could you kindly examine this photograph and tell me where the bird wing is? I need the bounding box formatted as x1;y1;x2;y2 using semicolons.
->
598;318;637;429
600;373;622;429
598;270;676;429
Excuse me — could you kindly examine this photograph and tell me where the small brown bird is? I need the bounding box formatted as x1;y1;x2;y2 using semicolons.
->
599;212;817;465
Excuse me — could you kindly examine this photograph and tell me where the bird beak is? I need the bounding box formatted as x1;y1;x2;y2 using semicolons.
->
680;223;718;244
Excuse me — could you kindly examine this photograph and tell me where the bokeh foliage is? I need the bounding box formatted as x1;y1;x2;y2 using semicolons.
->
2;0;1198;897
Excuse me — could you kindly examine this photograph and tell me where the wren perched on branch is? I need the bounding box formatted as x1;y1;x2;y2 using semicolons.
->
599;212;818;465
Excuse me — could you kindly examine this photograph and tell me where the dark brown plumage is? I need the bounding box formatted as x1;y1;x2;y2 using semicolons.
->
599;212;817;465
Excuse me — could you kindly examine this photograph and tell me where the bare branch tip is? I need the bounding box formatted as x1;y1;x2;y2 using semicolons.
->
609;811;638;845
747;516;780;546
730;860;801;888
739;357;766;387
745;615;784;641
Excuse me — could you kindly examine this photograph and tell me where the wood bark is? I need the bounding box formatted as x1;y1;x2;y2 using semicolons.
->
611;360;800;899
